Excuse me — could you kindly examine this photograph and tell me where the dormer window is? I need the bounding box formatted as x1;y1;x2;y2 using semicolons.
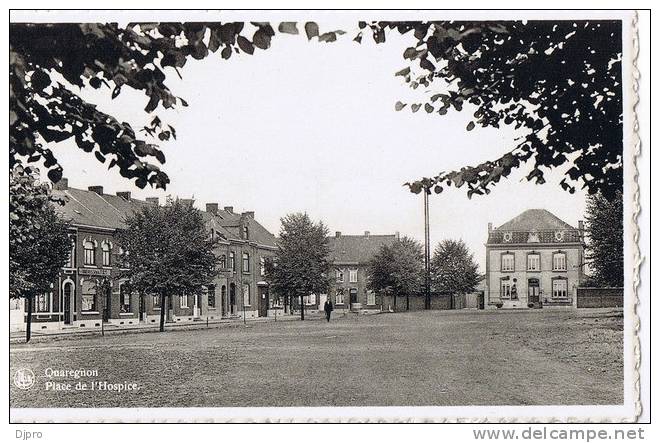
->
243;225;249;240
502;232;513;243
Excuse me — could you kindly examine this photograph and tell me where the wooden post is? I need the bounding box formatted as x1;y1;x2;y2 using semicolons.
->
159;292;166;332
423;189;431;310
26;295;33;343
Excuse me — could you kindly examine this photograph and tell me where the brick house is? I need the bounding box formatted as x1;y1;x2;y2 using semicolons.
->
11;179;277;332
301;231;399;313
485;209;585;309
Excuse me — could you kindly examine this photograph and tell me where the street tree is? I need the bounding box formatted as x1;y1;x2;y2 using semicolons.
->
584;191;624;287
11;21;622;200
10;166;71;342
266;213;330;320
367;236;424;311
117;198;220;332
430;239;480;300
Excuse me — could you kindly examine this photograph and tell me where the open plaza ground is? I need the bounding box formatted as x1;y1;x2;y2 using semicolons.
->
10;308;623;408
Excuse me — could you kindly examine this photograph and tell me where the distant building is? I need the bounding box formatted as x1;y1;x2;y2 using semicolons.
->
485;209;585;309
10;179;277;332
302;231;399;313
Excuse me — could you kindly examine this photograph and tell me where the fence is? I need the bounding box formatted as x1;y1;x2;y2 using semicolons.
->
576;287;624;308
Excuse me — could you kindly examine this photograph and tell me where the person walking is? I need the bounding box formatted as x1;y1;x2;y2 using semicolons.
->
323;298;334;322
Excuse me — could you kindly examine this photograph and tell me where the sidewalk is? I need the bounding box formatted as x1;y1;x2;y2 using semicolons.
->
10;312;301;344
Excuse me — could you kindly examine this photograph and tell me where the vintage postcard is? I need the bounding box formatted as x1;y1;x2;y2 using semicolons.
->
8;9;646;424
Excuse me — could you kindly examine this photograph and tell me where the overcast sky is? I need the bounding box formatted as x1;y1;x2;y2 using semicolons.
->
43;23;587;271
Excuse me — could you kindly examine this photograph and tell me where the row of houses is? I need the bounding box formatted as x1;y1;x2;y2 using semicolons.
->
10;180;587;332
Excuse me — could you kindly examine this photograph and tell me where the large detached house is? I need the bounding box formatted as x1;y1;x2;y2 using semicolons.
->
9;179;277;332
302;231;399;313
485;209;585;309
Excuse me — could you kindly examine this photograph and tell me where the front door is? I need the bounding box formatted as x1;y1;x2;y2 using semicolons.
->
349;288;358;305
528;278;540;304
229;284;236;315
63;282;72;325
257;287;268;317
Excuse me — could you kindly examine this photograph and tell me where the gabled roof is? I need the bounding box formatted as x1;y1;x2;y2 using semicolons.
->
51;188;150;230
328;234;397;264
495;209;576;232
50;186;277;248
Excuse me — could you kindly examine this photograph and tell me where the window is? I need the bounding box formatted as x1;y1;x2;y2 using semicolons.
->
553;252;567;271
243;284;251;306
349;269;358;283
229;251;236;271
101;242;111;266
83;240;96;265
500;279;512;299
207;285;216;308
336;269;344;283
120;284;131;313
243;225;249;239
527;254;540;271
35;292;50;313
367;290;376;305
153;294;161;309
65;239;75;268
81;280;97;312
242;252;250;273
219;254;227;269
335;288;345;304
180;294;188;308
552;279;568;299
501;253;514;271
304;294;316;305
260;257;266;276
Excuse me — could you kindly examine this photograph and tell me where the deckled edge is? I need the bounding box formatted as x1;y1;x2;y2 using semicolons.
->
10;12;644;425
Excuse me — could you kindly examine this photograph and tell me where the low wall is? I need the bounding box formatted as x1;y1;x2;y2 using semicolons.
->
576;287;624;308
380;294;465;312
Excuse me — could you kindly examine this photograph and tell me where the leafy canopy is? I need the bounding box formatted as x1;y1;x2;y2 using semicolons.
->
367;236;424;296
430;239;481;294
266;212;331;300
584;191;624;287
116;198;220;296
10;20;622;199
9;165;71;299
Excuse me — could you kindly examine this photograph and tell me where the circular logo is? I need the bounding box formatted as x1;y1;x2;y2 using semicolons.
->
13;368;35;390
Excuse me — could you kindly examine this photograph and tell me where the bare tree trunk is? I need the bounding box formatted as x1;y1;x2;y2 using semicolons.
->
393;293;397;312
300;295;305;321
406;294;410;311
26;295;33;343
159;292;167;332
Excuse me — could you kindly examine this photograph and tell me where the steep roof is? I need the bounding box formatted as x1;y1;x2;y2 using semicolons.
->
495;209;576;232
327;234;397;264
51;188;149;229
51;186;277;248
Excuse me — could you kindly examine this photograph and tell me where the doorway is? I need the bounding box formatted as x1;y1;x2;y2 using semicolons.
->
528;278;540;304
63;281;73;325
229;283;236;315
257;286;268;317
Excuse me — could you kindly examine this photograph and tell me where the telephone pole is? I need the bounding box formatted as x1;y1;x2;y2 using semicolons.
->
423;187;431;310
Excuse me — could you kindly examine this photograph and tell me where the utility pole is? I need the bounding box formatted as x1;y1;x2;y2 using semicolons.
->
423;187;431;310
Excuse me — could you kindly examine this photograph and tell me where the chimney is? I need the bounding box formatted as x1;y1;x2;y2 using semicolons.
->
335;231;341;238
224;206;234;214
364;231;370;237
242;211;255;219
146;197;159;205
488;222;493;232
88;185;103;195
179;198;195;206
53;177;68;190
578;220;584;240
395;231;400;240
116;191;131;201
206;203;219;215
